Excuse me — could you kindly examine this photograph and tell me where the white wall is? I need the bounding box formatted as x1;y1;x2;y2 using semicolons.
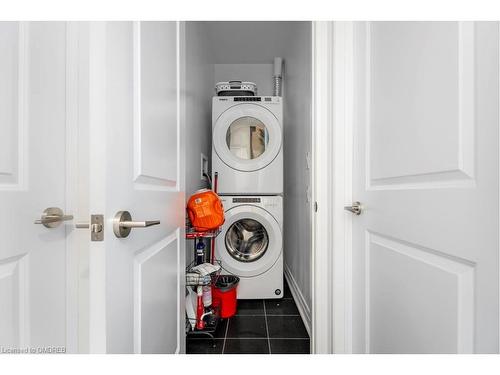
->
281;23;313;328
204;22;306;64
214;64;273;96
185;23;213;197
184;23;214;265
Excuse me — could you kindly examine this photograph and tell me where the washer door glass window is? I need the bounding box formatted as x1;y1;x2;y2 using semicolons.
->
226;116;269;160
225;218;269;262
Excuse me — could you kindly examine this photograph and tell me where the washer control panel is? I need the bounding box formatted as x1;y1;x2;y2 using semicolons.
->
232;197;261;203
220;196;282;210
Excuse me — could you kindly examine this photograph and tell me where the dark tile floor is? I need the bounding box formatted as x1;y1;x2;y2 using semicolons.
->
187;279;310;354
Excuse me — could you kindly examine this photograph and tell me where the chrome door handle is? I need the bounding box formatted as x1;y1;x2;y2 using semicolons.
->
344;201;362;215
119;221;161;228
34;207;74;228
113;211;161;238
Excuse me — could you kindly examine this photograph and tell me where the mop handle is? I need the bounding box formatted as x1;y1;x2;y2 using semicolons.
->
211;172;219;264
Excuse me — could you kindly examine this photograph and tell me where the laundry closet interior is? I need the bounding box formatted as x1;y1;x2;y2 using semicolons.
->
184;21;313;354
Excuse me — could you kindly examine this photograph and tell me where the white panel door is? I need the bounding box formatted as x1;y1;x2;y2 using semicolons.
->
0;22;74;352
351;21;499;353
87;21;185;354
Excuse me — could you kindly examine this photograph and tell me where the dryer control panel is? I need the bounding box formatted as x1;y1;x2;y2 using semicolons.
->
215;96;281;103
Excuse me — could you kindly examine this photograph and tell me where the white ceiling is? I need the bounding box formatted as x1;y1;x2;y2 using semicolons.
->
199;21;311;64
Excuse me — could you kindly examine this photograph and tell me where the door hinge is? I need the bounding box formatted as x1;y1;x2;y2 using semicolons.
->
314;201;318;212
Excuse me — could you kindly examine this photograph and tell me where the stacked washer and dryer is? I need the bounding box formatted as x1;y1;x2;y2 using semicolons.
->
212;68;284;299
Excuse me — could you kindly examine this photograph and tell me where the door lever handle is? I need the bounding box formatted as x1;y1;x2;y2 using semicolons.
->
113;211;161;238
34;207;74;228
344;201;362;215
119;220;161;228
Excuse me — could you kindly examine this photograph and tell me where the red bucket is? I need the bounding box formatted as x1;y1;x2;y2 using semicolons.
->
212;275;239;318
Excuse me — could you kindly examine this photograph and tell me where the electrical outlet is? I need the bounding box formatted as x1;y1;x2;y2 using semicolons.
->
200;153;208;181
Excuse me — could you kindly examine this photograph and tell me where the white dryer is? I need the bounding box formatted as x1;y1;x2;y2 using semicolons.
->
212;96;283;195
215;196;283;299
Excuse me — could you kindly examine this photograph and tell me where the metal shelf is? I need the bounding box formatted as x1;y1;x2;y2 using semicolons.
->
186;306;221;338
185;227;221;239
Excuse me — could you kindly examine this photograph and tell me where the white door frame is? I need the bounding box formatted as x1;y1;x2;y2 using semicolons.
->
87;21;108;353
311;21;354;354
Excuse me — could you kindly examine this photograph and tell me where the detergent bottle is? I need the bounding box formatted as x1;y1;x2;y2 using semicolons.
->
196;239;206;265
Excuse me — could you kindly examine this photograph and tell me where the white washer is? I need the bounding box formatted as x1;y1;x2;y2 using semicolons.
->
216;196;283;299
212;96;283;195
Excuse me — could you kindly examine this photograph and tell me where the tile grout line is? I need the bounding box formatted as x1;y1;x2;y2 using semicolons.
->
262;300;272;354
222;318;230;354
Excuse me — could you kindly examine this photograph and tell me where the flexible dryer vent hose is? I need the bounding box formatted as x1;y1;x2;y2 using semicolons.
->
273;57;283;97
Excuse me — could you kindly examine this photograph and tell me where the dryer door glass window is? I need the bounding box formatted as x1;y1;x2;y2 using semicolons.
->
226;116;269;160
225;218;269;262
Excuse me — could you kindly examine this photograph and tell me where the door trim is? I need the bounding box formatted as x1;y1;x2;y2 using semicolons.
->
311;21;334;354
311;21;355;354
178;20;187;355
87;21;108;354
496;23;500;353
65;21;81;354
331;21;354;354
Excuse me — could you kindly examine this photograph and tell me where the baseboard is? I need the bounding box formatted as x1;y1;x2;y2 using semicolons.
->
284;263;312;337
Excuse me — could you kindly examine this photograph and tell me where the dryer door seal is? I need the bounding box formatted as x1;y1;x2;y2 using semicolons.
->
213;104;282;172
